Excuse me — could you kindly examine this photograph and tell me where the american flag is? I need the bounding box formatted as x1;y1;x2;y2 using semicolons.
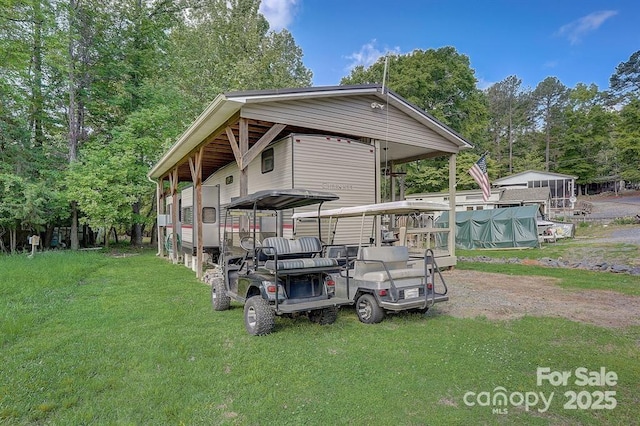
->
469;154;491;202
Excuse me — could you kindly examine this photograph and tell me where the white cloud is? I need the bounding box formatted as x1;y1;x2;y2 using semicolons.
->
477;78;495;91
345;40;401;72
259;0;298;31
557;10;618;45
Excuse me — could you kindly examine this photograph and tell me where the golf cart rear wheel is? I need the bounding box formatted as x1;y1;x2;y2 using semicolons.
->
356;293;385;324
244;296;275;335
211;277;230;311
308;307;338;325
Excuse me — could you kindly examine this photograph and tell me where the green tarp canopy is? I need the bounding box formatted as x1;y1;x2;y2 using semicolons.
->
436;205;540;249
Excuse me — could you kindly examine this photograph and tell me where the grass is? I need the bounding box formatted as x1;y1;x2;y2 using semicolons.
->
1;249;639;424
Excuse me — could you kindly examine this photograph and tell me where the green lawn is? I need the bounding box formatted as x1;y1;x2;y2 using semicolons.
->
1;250;639;424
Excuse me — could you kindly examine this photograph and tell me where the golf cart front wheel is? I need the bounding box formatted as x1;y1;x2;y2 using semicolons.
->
244;296;275;335
211;277;230;311
356;293;385;324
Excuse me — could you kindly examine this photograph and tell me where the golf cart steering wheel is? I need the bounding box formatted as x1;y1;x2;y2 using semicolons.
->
240;236;261;252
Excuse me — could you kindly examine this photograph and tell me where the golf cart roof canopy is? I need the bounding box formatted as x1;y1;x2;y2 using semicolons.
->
226;189;339;211
292;200;450;220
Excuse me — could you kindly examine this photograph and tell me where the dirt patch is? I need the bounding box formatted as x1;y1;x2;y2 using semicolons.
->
434;269;640;328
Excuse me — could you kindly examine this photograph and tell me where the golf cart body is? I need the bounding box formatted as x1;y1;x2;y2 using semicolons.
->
292;200;450;323
212;189;352;335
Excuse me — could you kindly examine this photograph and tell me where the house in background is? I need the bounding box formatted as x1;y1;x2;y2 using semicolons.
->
497;187;551;218
407;187;551;218
406;189;501;212
492;170;577;215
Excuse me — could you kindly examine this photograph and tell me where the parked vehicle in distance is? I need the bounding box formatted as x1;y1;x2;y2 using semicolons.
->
293;200;450;324
211;189;351;335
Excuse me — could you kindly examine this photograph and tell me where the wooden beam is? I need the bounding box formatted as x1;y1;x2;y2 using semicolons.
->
241;123;286;168
239;118;249;197
225;126;243;169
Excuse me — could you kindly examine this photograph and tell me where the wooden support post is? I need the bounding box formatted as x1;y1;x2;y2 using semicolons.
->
189;146;205;279
169;169;179;264
156;177;164;257
448;154;457;262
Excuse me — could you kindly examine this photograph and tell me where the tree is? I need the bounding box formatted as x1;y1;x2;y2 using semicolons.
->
341;47;487;138
610;50;640;102
486;76;532;173
532;77;569;171
165;0;311;116
556;84;613;193
614;99;640;183
341;47;489;194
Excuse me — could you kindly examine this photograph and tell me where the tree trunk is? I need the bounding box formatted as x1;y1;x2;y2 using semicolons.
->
70;201;79;250
150;219;157;247
31;0;45;147
131;201;142;246
44;225;54;249
10;228;17;254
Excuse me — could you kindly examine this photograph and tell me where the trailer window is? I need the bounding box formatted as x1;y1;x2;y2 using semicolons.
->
202;207;216;223
261;148;274;173
182;207;193;225
225;175;233;185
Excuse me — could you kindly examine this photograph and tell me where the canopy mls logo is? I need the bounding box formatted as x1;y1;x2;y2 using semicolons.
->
463;388;553;414
463;367;618;415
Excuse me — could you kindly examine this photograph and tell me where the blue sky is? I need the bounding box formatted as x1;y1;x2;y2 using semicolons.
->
259;0;640;90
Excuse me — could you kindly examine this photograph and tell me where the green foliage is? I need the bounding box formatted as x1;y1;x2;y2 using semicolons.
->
65;142;137;231
610;50;640;101
164;0;312;115
555;84;614;184
341;47;488;137
615;99;640;182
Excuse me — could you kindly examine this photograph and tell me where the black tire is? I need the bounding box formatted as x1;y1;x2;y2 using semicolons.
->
356;293;385;324
308;307;338;325
244;296;275;335
211;277;230;311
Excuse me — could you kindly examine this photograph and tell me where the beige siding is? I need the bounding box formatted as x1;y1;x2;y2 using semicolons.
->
203;162;240;205
292;135;376;244
241;95;458;154
247;137;293;192
203;137;293;203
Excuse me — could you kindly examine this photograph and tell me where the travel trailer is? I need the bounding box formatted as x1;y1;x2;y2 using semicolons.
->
171;133;377;264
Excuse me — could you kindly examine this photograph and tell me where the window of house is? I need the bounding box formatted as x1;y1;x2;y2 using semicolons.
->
225;175;233;185
262;148;274;173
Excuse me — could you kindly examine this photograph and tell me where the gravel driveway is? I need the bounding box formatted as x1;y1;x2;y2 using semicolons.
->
432;192;640;328
433;270;640;329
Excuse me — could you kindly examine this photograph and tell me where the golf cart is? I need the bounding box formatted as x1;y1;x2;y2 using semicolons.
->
292;200;450;324
211;189;352;335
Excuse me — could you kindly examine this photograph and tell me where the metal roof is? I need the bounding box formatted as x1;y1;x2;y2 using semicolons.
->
148;84;472;182
499;187;551;203
226;189;339;210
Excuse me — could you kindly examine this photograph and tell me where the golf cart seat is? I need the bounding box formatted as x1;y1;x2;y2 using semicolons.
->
355;246;424;282
261;237;339;271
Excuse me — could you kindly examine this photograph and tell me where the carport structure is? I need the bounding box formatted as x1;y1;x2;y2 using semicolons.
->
148;84;472;277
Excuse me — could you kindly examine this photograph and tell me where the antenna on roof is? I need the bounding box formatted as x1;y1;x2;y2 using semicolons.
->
381;54;389;94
